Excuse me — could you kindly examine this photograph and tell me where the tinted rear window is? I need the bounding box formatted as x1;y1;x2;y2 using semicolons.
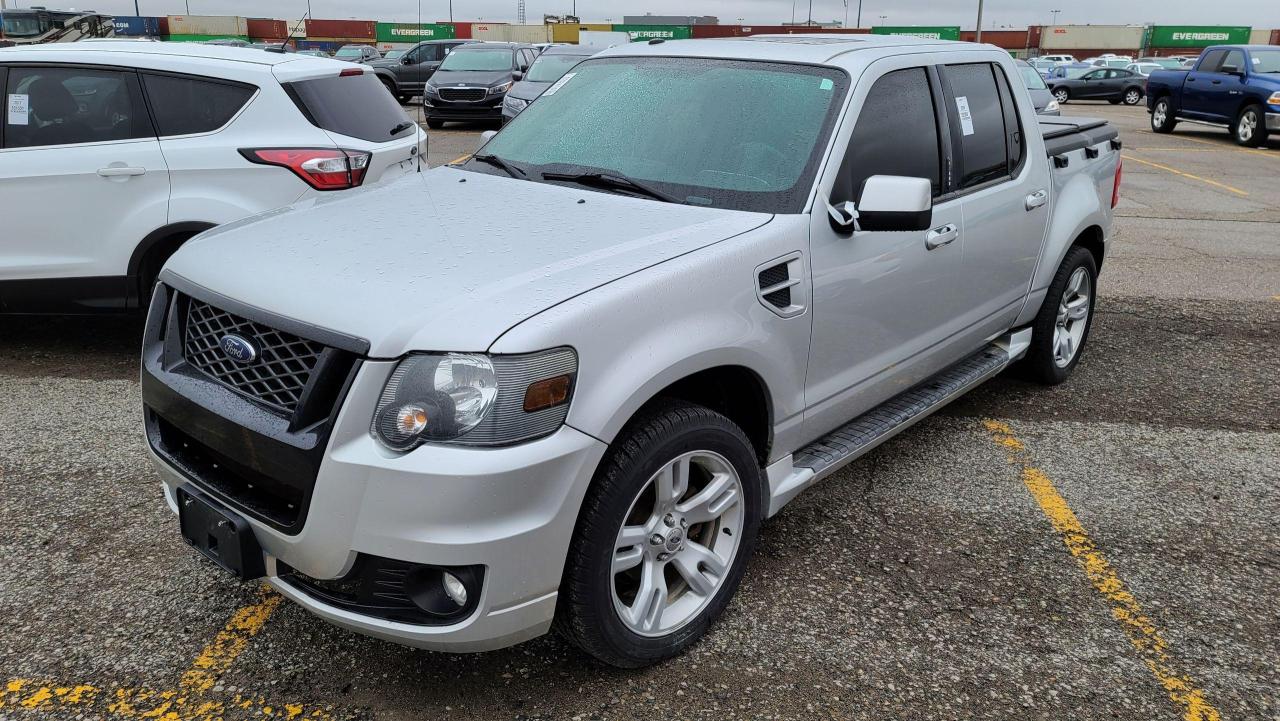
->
142;73;255;136
286;73;415;143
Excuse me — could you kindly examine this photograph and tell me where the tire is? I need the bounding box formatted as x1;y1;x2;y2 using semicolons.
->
556;401;763;668
1053;87;1069;104
1150;96;1177;133
396;94;411;104
1020;246;1098;385
1123;87;1142;106
426;119;444;129
1108;99;1121;105
1231;104;1268;147
379;79;397;98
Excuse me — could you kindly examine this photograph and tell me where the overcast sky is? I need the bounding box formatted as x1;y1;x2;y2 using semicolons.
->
23;0;1280;28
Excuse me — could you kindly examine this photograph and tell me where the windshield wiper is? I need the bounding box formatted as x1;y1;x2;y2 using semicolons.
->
389;121;415;136
541;170;679;204
470;153;527;178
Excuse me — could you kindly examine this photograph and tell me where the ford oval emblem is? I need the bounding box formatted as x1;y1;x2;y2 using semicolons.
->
219;334;258;364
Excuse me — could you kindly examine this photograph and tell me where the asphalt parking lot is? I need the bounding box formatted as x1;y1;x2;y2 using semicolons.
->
1;101;1277;721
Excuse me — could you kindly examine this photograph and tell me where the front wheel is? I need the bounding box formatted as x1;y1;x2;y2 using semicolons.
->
1151;96;1177;133
1123;87;1143;105
1053;87;1070;104
1019;246;1098;385
556;402;762;668
1232;104;1269;147
425;119;444;129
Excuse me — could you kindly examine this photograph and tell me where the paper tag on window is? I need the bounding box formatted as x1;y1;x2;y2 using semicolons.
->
955;95;975;136
7;94;30;126
541;72;575;97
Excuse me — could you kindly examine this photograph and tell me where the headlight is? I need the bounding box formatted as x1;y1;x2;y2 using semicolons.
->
372;348;576;450
1268;91;1280;107
490;81;513;95
1045;99;1060;113
504;95;528;111
424;84;439;97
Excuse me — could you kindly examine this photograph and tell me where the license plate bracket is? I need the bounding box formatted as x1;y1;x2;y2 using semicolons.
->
177;485;265;581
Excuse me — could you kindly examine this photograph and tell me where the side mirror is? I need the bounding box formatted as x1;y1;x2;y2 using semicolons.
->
1220;64;1241;75
512;70;524;81
477;129;497;152
401;55;413;65
852;175;933;232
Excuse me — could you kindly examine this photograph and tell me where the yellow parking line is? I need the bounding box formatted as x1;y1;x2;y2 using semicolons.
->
1121;153;1249;197
983;420;1222;721
179;589;282;693
1135;129;1276;158
449;153;472;165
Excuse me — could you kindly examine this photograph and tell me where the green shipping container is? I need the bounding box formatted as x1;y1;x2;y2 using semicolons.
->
1147;26;1251;48
612;24;692;42
165;33;251;43
375;22;456;43
872;26;960;41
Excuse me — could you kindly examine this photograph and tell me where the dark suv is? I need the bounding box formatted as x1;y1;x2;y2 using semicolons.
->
369;39;471;103
423;42;540;127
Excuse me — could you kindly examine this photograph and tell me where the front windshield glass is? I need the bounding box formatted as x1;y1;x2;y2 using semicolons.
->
1;14;43;37
1252;49;1280;73
439;48;513;71
1019;66;1048;89
526;54;587;82
475;57;848;213
385;49;405;59
335;47;364;59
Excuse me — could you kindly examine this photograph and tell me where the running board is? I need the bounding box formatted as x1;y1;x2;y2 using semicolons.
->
765;328;1030;517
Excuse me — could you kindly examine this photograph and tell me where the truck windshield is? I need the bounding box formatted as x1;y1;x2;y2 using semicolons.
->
439;48;513;71
2;13;44;37
1253;50;1280;73
526;54;588;82
475;57;848;213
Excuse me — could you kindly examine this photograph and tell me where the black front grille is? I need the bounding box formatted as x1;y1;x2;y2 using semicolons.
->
438;87;486;102
184;299;325;415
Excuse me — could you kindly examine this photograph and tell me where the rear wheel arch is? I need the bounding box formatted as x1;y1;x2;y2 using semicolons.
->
1072;225;1106;272
127;222;216;306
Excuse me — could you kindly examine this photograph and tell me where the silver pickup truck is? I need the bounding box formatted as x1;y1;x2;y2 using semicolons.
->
141;35;1121;667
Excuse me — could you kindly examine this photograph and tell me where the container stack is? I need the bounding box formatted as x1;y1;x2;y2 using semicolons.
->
166;15;249;43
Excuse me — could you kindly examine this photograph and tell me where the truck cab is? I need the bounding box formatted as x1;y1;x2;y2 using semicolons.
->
1146;45;1280;146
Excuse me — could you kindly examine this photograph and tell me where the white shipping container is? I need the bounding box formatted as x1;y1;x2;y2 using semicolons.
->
1040;25;1144;51
378;42;416;52
1248;28;1271;44
471;24;552;43
167;15;249;37
579;31;630;49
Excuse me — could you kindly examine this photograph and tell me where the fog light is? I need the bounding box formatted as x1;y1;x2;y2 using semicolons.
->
442;572;468;606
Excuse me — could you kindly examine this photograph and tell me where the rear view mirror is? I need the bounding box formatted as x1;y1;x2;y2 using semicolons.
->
477;130;497;152
854;175;933;232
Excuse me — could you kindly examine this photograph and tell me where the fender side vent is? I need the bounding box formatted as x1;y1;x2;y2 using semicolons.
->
758;264;791;308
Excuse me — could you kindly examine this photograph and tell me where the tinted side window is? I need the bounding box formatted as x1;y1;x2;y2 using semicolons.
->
142;74;254;136
1198;49;1226;72
1221;49;1245;72
942;63;1009;189
835;67;942;204
4;66;153;149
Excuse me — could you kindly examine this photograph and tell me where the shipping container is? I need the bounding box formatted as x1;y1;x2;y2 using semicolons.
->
1248;28;1271;44
443;21;480;39
959;29;1036;50
612;24;693;41
1272;29;1280;45
472;24;552;43
296;39;343;53
873;25;960;41
112;16;167;36
1039;24;1144;51
304;19;376;41
167;15;249;37
550;22;612;43
376;22;456;43
377;42;417;52
246;18;287;40
281;18;307;37
1146;25;1250;48
780;27;869;34
165;33;251;43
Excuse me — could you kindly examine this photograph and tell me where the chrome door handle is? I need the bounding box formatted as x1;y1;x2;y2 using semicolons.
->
925;224;958;250
97;166;146;177
1025;189;1048;211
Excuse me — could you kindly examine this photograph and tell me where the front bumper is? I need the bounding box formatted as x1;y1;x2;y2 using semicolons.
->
1266;111;1280;131
423;94;504;121
143;282;608;652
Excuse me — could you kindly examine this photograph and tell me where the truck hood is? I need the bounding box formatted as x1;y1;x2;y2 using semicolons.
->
165;167;771;357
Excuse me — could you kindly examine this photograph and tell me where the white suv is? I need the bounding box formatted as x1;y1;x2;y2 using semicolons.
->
0;41;425;313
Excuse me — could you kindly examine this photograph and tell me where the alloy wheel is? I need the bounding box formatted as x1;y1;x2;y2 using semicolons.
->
611;450;744;637
1238;111;1256;143
1152;102;1167;128
1125;89;1140;105
1053;267;1092;368
1054;88;1069;104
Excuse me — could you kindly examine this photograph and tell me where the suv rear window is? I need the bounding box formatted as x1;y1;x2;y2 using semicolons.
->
285;73;415;143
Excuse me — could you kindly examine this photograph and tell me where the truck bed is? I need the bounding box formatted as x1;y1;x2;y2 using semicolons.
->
1039;117;1119;157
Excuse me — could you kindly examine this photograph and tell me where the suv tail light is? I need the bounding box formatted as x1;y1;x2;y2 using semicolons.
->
240;148;371;191
1111;157;1122;209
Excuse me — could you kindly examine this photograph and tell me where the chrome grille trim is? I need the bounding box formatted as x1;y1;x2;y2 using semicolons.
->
184;299;326;415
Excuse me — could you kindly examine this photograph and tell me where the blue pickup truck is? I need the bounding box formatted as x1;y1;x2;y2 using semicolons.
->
1146;45;1280;146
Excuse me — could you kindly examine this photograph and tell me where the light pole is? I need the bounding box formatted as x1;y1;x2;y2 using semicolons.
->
856;0;862;27
975;0;984;42
1050;9;1060;26
842;0;847;29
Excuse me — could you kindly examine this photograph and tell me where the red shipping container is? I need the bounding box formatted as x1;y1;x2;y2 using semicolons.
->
444;21;474;39
692;25;869;38
247;18;287;39
1028;25;1042;49
960;29;1034;50
304;18;376;40
1271;29;1280;45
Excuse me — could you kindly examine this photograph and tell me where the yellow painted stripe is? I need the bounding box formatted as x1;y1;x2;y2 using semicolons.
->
179;589;282;693
1136;129;1277;158
1;678;334;719
982;420;1222;721
1122;153;1249;197
449;153;472;165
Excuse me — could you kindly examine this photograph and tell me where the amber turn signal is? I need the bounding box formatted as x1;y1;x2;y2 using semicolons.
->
523;375;572;413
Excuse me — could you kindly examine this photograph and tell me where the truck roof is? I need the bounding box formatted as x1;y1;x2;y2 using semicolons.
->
597;34;980;65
